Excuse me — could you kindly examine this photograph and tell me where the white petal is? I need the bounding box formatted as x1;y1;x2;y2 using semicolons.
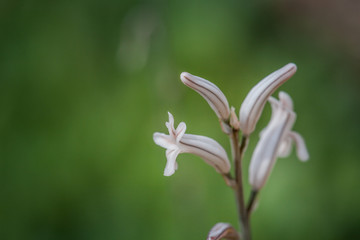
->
175;122;186;143
180;134;231;174
153;132;174;149
180;72;230;121
268;96;281;113
279;91;294;111
249;108;296;190
265;96;280;130
164;149;181;176
239;63;297;136
166;112;176;136
288;131;309;161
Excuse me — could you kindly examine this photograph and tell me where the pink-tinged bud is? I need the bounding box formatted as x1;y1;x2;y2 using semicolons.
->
207;222;240;240
249;92;309;190
239;63;297;136
180;72;230;121
153;112;231;176
230;106;240;130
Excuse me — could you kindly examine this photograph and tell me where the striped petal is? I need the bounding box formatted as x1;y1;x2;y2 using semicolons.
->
180;72;230;121
239;63;297;136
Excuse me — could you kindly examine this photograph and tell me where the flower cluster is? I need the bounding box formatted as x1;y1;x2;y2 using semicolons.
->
153;63;309;240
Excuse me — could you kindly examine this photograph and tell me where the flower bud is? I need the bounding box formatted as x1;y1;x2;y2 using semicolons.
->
207;222;240;240
239;63;297;136
180;72;230;121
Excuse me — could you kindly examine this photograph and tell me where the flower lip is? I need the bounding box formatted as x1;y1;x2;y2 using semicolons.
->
180;72;230;121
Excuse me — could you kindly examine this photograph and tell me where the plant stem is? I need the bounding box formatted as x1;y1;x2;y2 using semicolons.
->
246;190;258;217
230;131;250;240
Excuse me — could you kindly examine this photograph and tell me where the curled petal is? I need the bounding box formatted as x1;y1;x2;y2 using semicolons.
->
239;63;297;136
180;72;230;121
153;133;174;149
207;223;240;240
175;122;186;143
288;131;309;161
164;148;181;176
249;108;296;190
166;112;175;137
180;134;231;174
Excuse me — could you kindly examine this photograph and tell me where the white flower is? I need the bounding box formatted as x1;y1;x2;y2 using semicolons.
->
249;92;309;190
180;72;230;121
239;63;297;136
153;112;231;176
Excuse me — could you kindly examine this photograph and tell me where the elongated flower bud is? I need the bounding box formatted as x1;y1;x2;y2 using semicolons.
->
239;63;297;136
153;112;231;176
180;72;230;121
207;223;240;240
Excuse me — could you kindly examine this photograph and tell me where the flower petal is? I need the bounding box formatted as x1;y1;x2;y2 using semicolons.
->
164;148;181;176
249;108;296;190
153;132;174;149
166;112;176;137
279;91;294;111
288;131;309;161
175;122;186;143
180;72;230;121
180;134;231;174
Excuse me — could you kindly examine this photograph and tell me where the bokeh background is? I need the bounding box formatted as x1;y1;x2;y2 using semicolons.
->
1;0;360;239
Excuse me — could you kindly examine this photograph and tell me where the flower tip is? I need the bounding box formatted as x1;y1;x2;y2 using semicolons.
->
285;63;297;72
167;111;173;118
179;71;230;121
298;149;310;162
153;132;161;144
164;168;175;176
278;91;294;110
180;72;192;83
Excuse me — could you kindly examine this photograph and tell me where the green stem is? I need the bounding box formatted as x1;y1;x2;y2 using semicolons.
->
230;132;250;240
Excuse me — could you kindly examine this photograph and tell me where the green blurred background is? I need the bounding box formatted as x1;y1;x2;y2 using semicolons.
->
1;0;360;239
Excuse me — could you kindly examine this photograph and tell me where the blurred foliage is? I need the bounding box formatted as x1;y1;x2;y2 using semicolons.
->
1;0;360;239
